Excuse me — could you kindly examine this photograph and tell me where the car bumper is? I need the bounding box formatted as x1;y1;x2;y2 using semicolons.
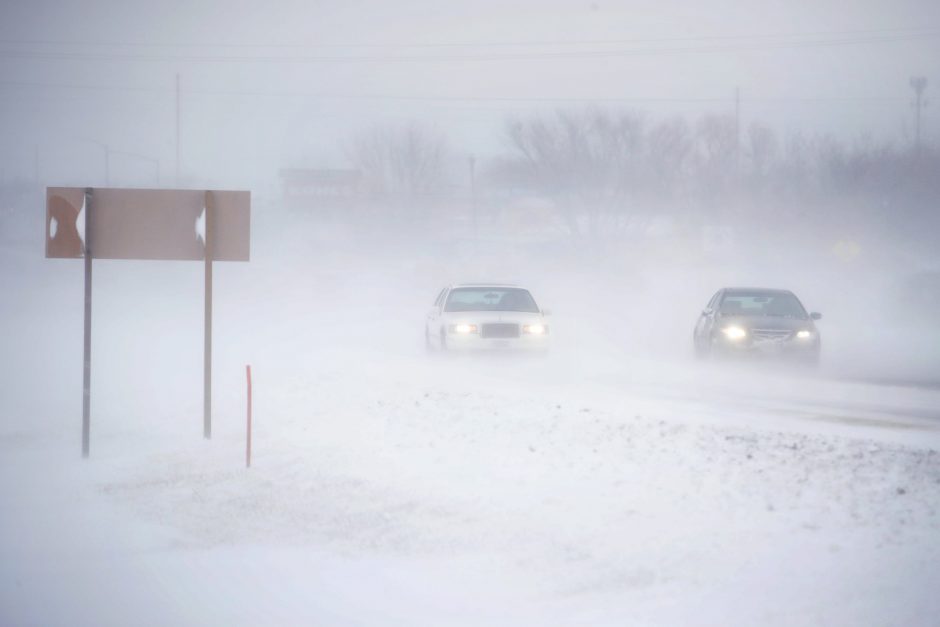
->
445;333;550;352
714;337;820;361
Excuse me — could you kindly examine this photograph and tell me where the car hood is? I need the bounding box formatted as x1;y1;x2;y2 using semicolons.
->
718;315;816;332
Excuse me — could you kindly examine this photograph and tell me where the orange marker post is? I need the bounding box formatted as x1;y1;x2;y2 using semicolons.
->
246;364;252;468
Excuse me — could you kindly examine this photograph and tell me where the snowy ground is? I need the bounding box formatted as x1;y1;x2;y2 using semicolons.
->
2;218;940;626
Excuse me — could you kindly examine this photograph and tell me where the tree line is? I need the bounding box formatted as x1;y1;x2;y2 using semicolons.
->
347;109;938;250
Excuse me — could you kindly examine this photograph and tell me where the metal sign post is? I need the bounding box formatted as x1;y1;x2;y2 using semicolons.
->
81;188;93;458
246;364;252;468
45;187;250;457
203;191;214;439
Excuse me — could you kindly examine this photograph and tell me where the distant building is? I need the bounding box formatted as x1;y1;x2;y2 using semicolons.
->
279;168;362;212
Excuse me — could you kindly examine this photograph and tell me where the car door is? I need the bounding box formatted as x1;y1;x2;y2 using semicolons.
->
695;290;722;344
427;287;447;343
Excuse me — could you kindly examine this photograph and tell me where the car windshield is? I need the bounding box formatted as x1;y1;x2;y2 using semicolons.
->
719;292;807;319
444;287;540;313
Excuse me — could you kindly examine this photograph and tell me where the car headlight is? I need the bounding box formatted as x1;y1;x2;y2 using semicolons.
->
796;329;814;340
449;323;478;334
721;326;747;341
523;323;547;335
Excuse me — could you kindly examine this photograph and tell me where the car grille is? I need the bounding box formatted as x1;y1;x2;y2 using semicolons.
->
481;323;520;339
751;328;792;341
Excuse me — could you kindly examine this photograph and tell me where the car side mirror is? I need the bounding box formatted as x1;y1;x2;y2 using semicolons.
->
702;308;713;316
541;308;552;317
810;312;822;321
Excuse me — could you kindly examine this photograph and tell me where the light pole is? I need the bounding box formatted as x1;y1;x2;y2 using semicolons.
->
910;76;928;155
469;155;478;243
176;73;181;185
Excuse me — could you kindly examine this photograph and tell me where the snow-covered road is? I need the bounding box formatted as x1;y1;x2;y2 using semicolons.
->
3;347;939;626
2;232;940;626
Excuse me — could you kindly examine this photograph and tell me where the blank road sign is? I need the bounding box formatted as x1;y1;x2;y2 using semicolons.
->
46;187;250;261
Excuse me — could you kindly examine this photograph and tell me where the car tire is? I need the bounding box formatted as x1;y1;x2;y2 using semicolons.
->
694;334;710;360
803;351;821;369
425;326;433;352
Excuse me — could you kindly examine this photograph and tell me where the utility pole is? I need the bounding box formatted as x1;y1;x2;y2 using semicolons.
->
734;86;741;177
176;73;181;185
910;76;927;155
469;155;478;243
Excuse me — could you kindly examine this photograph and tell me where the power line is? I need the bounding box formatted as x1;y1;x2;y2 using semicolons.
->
1;79;164;93
0;79;909;104
0;26;935;50
0;31;936;64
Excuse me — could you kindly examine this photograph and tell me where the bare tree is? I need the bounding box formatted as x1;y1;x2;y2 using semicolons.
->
771;131;813;203
745;123;778;178
692;114;738;213
644;117;693;208
349;123;449;220
504;108;644;242
696;114;738;165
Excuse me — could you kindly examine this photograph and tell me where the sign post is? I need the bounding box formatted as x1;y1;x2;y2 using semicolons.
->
204;191;214;439
246;364;252;469
45;187;250;457
81;188;93;458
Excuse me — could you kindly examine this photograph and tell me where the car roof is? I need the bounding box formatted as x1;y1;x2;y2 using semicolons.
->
722;287;795;295
449;283;525;289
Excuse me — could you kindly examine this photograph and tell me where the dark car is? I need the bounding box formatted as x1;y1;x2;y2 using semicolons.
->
693;288;822;363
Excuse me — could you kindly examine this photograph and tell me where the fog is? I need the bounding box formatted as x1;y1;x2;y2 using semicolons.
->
2;2;940;626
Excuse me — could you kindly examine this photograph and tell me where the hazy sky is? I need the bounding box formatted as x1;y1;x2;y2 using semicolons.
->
1;0;938;189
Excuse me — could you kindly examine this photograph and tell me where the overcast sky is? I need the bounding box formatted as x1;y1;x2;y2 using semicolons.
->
1;0;938;189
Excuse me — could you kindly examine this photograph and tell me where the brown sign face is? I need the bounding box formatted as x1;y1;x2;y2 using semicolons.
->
46;188;86;258
46;187;250;261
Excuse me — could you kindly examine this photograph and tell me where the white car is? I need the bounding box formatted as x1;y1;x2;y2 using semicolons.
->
425;284;550;352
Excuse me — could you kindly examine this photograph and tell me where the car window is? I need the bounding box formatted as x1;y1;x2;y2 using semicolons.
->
444;287;540;313
707;291;722;310
719;292;807;318
433;288;446;307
